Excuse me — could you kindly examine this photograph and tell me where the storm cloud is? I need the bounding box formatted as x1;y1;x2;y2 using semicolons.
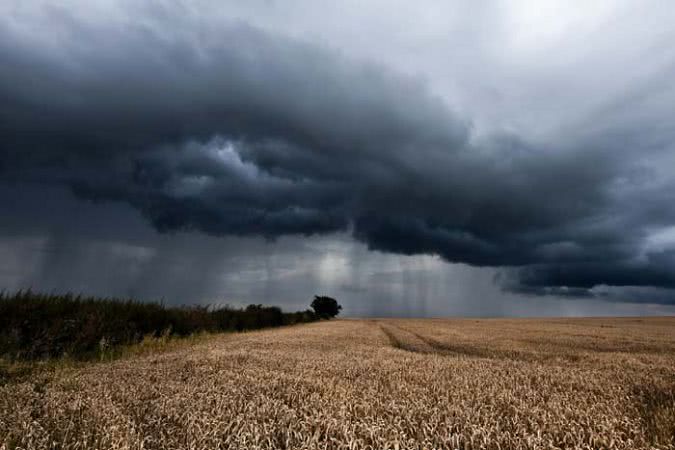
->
2;1;675;307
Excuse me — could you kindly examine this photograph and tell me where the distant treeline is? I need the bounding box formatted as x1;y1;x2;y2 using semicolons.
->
0;291;318;360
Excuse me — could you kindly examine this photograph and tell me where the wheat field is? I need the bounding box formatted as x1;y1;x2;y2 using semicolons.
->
2;317;674;449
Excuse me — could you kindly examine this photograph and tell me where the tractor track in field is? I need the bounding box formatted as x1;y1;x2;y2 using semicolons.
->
380;322;496;359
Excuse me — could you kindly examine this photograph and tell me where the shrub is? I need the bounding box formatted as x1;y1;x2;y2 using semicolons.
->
0;290;318;360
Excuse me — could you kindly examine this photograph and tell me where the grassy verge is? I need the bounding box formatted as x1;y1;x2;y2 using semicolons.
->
0;331;218;384
0;290;318;365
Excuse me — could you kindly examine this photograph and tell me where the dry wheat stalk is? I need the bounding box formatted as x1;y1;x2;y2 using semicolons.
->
2;317;674;449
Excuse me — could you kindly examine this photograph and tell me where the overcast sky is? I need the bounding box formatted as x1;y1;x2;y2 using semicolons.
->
2;1;675;316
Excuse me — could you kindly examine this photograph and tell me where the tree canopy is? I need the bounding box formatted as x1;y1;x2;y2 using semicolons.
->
310;295;342;319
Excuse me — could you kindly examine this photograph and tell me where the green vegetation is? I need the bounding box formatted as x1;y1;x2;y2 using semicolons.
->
310;295;342;319
0;290;319;361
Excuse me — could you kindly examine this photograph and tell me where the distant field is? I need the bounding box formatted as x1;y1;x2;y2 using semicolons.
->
2;318;674;449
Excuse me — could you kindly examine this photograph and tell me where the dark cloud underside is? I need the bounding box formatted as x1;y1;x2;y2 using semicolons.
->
2;2;675;305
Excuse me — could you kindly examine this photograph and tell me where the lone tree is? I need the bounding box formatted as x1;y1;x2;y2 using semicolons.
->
310;295;342;319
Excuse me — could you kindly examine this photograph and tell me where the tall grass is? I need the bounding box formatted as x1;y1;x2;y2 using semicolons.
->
0;290;317;360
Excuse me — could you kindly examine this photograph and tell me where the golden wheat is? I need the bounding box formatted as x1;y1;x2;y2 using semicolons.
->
2;317;674;449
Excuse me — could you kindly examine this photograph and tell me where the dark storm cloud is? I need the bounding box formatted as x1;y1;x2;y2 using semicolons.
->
2;2;675;303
